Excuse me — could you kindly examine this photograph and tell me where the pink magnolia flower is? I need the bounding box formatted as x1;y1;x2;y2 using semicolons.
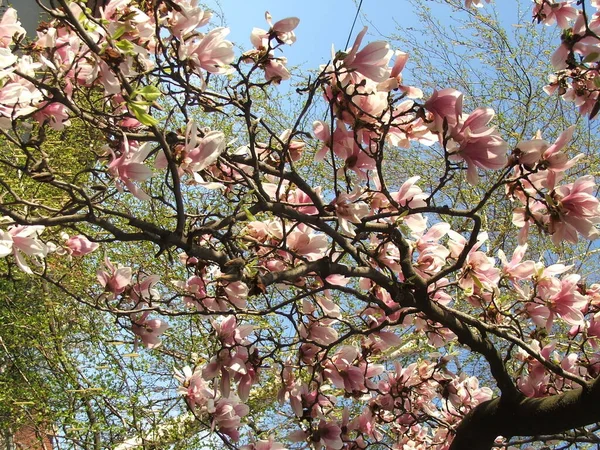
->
222;280;249;309
263;182;318;215
285;225;328;261
533;260;573;290
415;318;456;347
533;0;578;29
446;107;508;185
100;0;136;20
266;12;300;45
342;27;392;82
63;234;99;257
541;126;583;186
285;379;332;417
528;274;588;329
0;224;48;274
250;27;269;51
514;131;550;167
410;221;451;278
174;365;213;407
302;319;339;345
165;0;212;38
33;102;71;130
323;346;383;393
414;222;450;249
314;294;342;319
446;374;493;410
299;303;339;345
263;56;291;83
130;274;161;303
587;283;600;307
174;275;208;310
429;278;453;305
315;420;344;450
550;14;598;69
511;200;546;244
517;341;554;397
446;231;489;268
290;421;343;450
497;244;535;282
0;8;25;48
549;175;600;244
370;177;429;232
182;27;235;74
229;346;260;401
515;126;583;189
391;176;429;208
587;312;600;348
210;397;249;441
0;76;44;128
314;120;376;180
278;129;305;162
131;310;169;348
97;257;132;297
107;136;153;200
378;51;423;98
156;121;226;184
250;13;299;50
465;0;490;7
424;88;463;132
457;250;500;295
349;408;382;441
0;47;17;71
240;437;287;450
212;315;253;347
551;42;570;70
387;100;436;148
342;80;389;123
332;189;370;235
415;242;450;279
313;120;331;153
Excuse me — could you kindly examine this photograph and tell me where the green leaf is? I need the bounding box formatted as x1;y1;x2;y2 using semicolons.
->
115;40;135;54
130;102;159;127
136;112;159;127
244;207;257;222
112;25;126;40
471;274;484;290
138;85;162;102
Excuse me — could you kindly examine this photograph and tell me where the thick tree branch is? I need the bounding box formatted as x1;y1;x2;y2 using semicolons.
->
450;376;600;450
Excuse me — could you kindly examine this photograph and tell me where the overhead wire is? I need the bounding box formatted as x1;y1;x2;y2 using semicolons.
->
344;0;365;50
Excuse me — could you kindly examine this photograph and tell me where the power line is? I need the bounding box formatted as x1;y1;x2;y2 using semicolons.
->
345;0;365;50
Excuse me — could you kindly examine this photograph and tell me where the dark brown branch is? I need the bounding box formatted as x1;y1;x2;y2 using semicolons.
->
450;376;600;450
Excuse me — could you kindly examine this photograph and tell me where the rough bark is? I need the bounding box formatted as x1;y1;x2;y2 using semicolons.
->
450;376;600;450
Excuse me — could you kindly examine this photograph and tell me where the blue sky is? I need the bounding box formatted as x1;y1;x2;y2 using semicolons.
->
210;0;529;70
212;0;410;68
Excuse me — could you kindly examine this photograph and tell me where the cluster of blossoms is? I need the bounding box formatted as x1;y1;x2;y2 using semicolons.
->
0;218;100;273
507;125;600;245
244;12;299;83
96;258;168;348
272;353;493;449
0;0;600;449
534;0;600;117
174;316;259;441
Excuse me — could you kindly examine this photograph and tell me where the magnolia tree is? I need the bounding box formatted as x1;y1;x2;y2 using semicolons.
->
1;0;600;449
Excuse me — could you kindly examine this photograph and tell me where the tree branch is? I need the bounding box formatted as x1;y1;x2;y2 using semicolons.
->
450;376;600;450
